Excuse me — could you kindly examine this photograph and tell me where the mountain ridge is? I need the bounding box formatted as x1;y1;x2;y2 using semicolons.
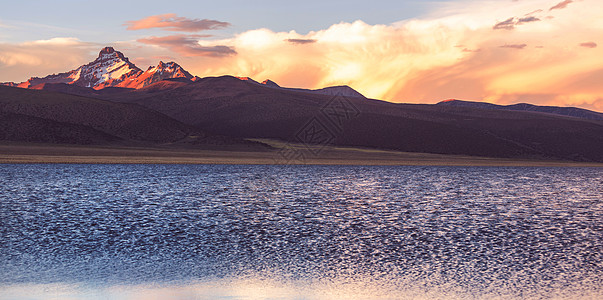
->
437;99;603;121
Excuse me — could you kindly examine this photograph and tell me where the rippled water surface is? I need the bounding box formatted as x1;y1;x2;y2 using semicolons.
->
0;164;601;299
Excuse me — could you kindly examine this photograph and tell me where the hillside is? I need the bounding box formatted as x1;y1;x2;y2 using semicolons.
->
0;85;268;150
437;99;603;121
92;76;603;162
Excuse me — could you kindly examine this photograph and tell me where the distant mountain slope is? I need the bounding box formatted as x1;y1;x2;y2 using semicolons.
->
95;76;603;162
310;86;367;98
254;78;366;98
0;85;267;150
437;99;603;121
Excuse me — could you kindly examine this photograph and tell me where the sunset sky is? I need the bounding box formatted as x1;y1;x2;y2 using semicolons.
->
1;0;602;111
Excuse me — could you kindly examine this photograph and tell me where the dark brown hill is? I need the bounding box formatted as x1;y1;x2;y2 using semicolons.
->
95;76;603;162
0;85;267;150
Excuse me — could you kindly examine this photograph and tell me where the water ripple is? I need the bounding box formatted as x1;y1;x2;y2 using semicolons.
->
0;165;601;299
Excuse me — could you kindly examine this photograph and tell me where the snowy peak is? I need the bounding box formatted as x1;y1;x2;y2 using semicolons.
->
147;61;192;78
78;47;142;89
118;61;195;89
93;47;131;67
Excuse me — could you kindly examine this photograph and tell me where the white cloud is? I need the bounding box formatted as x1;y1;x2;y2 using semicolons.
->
26;37;84;46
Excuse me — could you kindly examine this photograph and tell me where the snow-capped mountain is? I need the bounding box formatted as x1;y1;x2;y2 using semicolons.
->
113;61;196;89
7;47;196;90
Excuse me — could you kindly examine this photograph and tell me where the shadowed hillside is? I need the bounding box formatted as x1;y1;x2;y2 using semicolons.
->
437;99;603;121
84;76;603;162
0;85;269;150
0;111;121;145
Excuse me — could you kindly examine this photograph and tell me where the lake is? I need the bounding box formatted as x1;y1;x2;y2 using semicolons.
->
0;164;601;299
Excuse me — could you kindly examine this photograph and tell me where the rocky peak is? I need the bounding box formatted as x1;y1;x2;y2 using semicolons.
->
99;47;115;55
261;79;280;88
151;61;181;71
95;46;128;63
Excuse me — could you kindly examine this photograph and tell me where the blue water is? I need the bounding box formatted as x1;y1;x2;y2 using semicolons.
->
0;164;601;299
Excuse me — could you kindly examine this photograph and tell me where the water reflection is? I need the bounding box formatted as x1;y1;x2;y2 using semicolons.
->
0;165;601;299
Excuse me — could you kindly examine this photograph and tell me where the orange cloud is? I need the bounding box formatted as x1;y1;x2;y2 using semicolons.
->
125;14;230;32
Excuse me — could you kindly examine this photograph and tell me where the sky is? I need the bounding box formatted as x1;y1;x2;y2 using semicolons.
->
1;0;602;111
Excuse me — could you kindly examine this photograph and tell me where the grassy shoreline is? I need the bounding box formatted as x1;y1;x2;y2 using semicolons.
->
1;142;601;167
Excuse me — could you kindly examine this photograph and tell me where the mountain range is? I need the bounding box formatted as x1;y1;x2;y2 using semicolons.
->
4;47;197;90
2;47;603;162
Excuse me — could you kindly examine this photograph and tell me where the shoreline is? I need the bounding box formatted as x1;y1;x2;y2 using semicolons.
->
1;142;601;167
